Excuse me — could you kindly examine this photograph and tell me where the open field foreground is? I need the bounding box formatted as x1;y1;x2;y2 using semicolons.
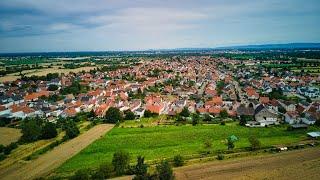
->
175;147;320;180
0;127;21;146
56;123;320;175
0;124;114;180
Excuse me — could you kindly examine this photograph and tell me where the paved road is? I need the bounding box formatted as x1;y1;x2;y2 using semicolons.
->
0;124;114;180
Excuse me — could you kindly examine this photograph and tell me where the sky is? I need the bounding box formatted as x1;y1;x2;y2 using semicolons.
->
0;0;319;52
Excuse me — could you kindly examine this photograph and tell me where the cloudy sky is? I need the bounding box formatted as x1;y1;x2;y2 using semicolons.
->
0;0;319;52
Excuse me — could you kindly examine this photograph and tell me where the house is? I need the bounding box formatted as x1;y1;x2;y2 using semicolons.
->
278;101;296;112
134;108;145;118
284;112;300;124
254;104;279;126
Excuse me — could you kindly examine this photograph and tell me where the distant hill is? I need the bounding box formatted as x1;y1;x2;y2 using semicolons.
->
215;43;320;50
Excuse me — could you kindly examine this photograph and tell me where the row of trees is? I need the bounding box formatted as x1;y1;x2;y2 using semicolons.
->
70;150;174;180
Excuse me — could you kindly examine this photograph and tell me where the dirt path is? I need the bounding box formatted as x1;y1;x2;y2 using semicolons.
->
0;124;114;180
175;147;320;180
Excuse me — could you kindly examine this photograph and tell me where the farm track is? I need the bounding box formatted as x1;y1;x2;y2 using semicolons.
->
174;147;320;180
0;124;114;180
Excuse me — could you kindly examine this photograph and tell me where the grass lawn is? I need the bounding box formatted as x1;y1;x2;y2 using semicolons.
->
56;123;319;174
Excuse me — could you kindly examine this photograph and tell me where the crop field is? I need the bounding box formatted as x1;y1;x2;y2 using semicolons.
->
0;127;21;146
56;123;319;174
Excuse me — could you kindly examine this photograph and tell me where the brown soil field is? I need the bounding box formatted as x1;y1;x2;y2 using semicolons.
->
174;147;320;180
0;124;114;180
0;127;21;146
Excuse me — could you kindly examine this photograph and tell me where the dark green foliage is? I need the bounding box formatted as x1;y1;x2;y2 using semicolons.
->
112;150;130;176
173;155;184;167
64;121;80;139
124;110;136;120
179;107;190;117
239;115;253;126
0;153;5;161
278;106;286;114
3;142;18;155
60;81;89;95
143;110;153;118
21;119;42;143
219;109;228;118
105;107;123;123
92;163;114;179
41;122;58;139
47;84;59;91
192;113;200;126
135;156;148;176
0;144;4;153
155;160;174;180
69;169;91;180
248;136;261;150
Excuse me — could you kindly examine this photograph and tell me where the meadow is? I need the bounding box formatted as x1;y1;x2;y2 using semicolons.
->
56;123;318;174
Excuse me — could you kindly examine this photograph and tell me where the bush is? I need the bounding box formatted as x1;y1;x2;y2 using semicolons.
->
217;154;224;160
112;150;130;176
0;153;6;161
92;163;114;179
220;121;226;125
64;121;80;140
124;110;135;120
155;160;174;180
173;155;184;167
41;122;58;139
0;144;4;153
180;107;190;117
20;119;42;142
69;169;91;180
3;142;18;155
143;110;153;118
135;156;148;176
105;107;123;123
248;136;261;151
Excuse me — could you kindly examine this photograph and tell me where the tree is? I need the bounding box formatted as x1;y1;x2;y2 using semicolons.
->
21;119;42;142
179;107;190;117
124;110;135;120
47;84;59;91
155;160;174;180
143;110;153;118
64;121;80;139
192;113;200;126
105;107;123;123
134;156;148;177
41;122;58;139
173;155;184;167
248;136;261;151
70;169;91;180
219;109;228;118
92;163;114;179
226;135;238;150
112;150;130;175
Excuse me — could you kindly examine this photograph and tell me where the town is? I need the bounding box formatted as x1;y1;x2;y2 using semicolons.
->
0;50;320;180
1;54;319;128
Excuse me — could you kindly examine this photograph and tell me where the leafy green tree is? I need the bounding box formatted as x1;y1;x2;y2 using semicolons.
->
112;150;130;175
41;122;58;139
47;84;59;91
219;109;228;118
105;107;123;123
69;169;91;180
64;121;80;139
155;160;174;180
135;156;148;177
21;119;42;142
173;155;184;167
179;107;190;117
143;110;153;118
124;110;136;120
248;136;261;151
92;163;114;179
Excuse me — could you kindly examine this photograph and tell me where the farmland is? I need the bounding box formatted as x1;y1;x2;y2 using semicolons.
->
0;127;21;146
56;122;319;175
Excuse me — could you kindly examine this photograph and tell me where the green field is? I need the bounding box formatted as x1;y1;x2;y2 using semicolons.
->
57;123;318;174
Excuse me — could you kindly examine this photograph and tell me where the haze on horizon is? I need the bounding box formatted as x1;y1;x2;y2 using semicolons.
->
0;0;319;53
